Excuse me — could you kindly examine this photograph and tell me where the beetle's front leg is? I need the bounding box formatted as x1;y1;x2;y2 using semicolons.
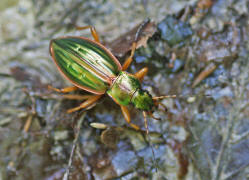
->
75;25;100;43
120;105;140;130
134;67;148;81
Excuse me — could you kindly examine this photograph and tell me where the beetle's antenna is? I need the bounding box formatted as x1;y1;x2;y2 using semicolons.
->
147;111;161;121
143;111;158;172
152;95;177;100
153;94;211;100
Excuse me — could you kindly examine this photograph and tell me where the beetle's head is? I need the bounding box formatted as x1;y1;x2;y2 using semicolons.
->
131;89;155;111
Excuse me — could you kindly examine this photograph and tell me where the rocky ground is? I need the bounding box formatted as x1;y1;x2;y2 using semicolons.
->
0;0;248;179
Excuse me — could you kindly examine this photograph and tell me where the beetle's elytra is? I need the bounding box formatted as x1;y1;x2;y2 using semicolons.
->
49;24;172;130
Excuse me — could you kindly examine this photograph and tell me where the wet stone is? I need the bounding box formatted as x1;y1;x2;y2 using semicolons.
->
111;150;138;176
158;15;193;47
53;130;69;141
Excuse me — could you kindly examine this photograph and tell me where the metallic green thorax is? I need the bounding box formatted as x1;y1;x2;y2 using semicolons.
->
107;71;154;111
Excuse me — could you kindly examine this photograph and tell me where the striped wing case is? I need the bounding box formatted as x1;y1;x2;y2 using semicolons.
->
50;37;122;94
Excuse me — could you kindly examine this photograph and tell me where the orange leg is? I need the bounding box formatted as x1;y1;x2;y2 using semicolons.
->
48;85;94;101
134;67;148;81
122;42;137;71
67;95;102;113
62;94;93;101
75;25;100;43
120;105;140;130
48;85;78;93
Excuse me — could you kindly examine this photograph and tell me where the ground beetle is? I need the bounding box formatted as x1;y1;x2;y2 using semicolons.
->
49;21;175;131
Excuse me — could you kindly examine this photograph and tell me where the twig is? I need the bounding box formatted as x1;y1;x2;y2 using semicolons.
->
63;112;86;180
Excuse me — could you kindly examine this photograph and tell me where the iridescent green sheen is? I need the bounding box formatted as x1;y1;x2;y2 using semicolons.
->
50;37;121;94
107;71;140;106
50;36;155;111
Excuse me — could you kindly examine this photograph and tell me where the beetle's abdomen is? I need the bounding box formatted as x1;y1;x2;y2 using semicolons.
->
50;37;122;94
107;71;141;106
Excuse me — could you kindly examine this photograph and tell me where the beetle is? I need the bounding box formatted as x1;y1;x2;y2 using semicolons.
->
49;22;175;131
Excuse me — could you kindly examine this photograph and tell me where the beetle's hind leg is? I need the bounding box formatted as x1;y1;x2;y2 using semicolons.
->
67;95;102;113
48;85;102;112
48;85;95;100
75;25;100;43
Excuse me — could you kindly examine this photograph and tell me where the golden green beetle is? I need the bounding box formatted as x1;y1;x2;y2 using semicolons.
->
49;23;173;130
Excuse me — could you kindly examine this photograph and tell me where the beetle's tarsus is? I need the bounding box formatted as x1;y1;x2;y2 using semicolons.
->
135;18;150;42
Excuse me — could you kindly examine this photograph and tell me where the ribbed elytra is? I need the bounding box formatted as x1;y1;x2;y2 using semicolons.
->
50;37;122;94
